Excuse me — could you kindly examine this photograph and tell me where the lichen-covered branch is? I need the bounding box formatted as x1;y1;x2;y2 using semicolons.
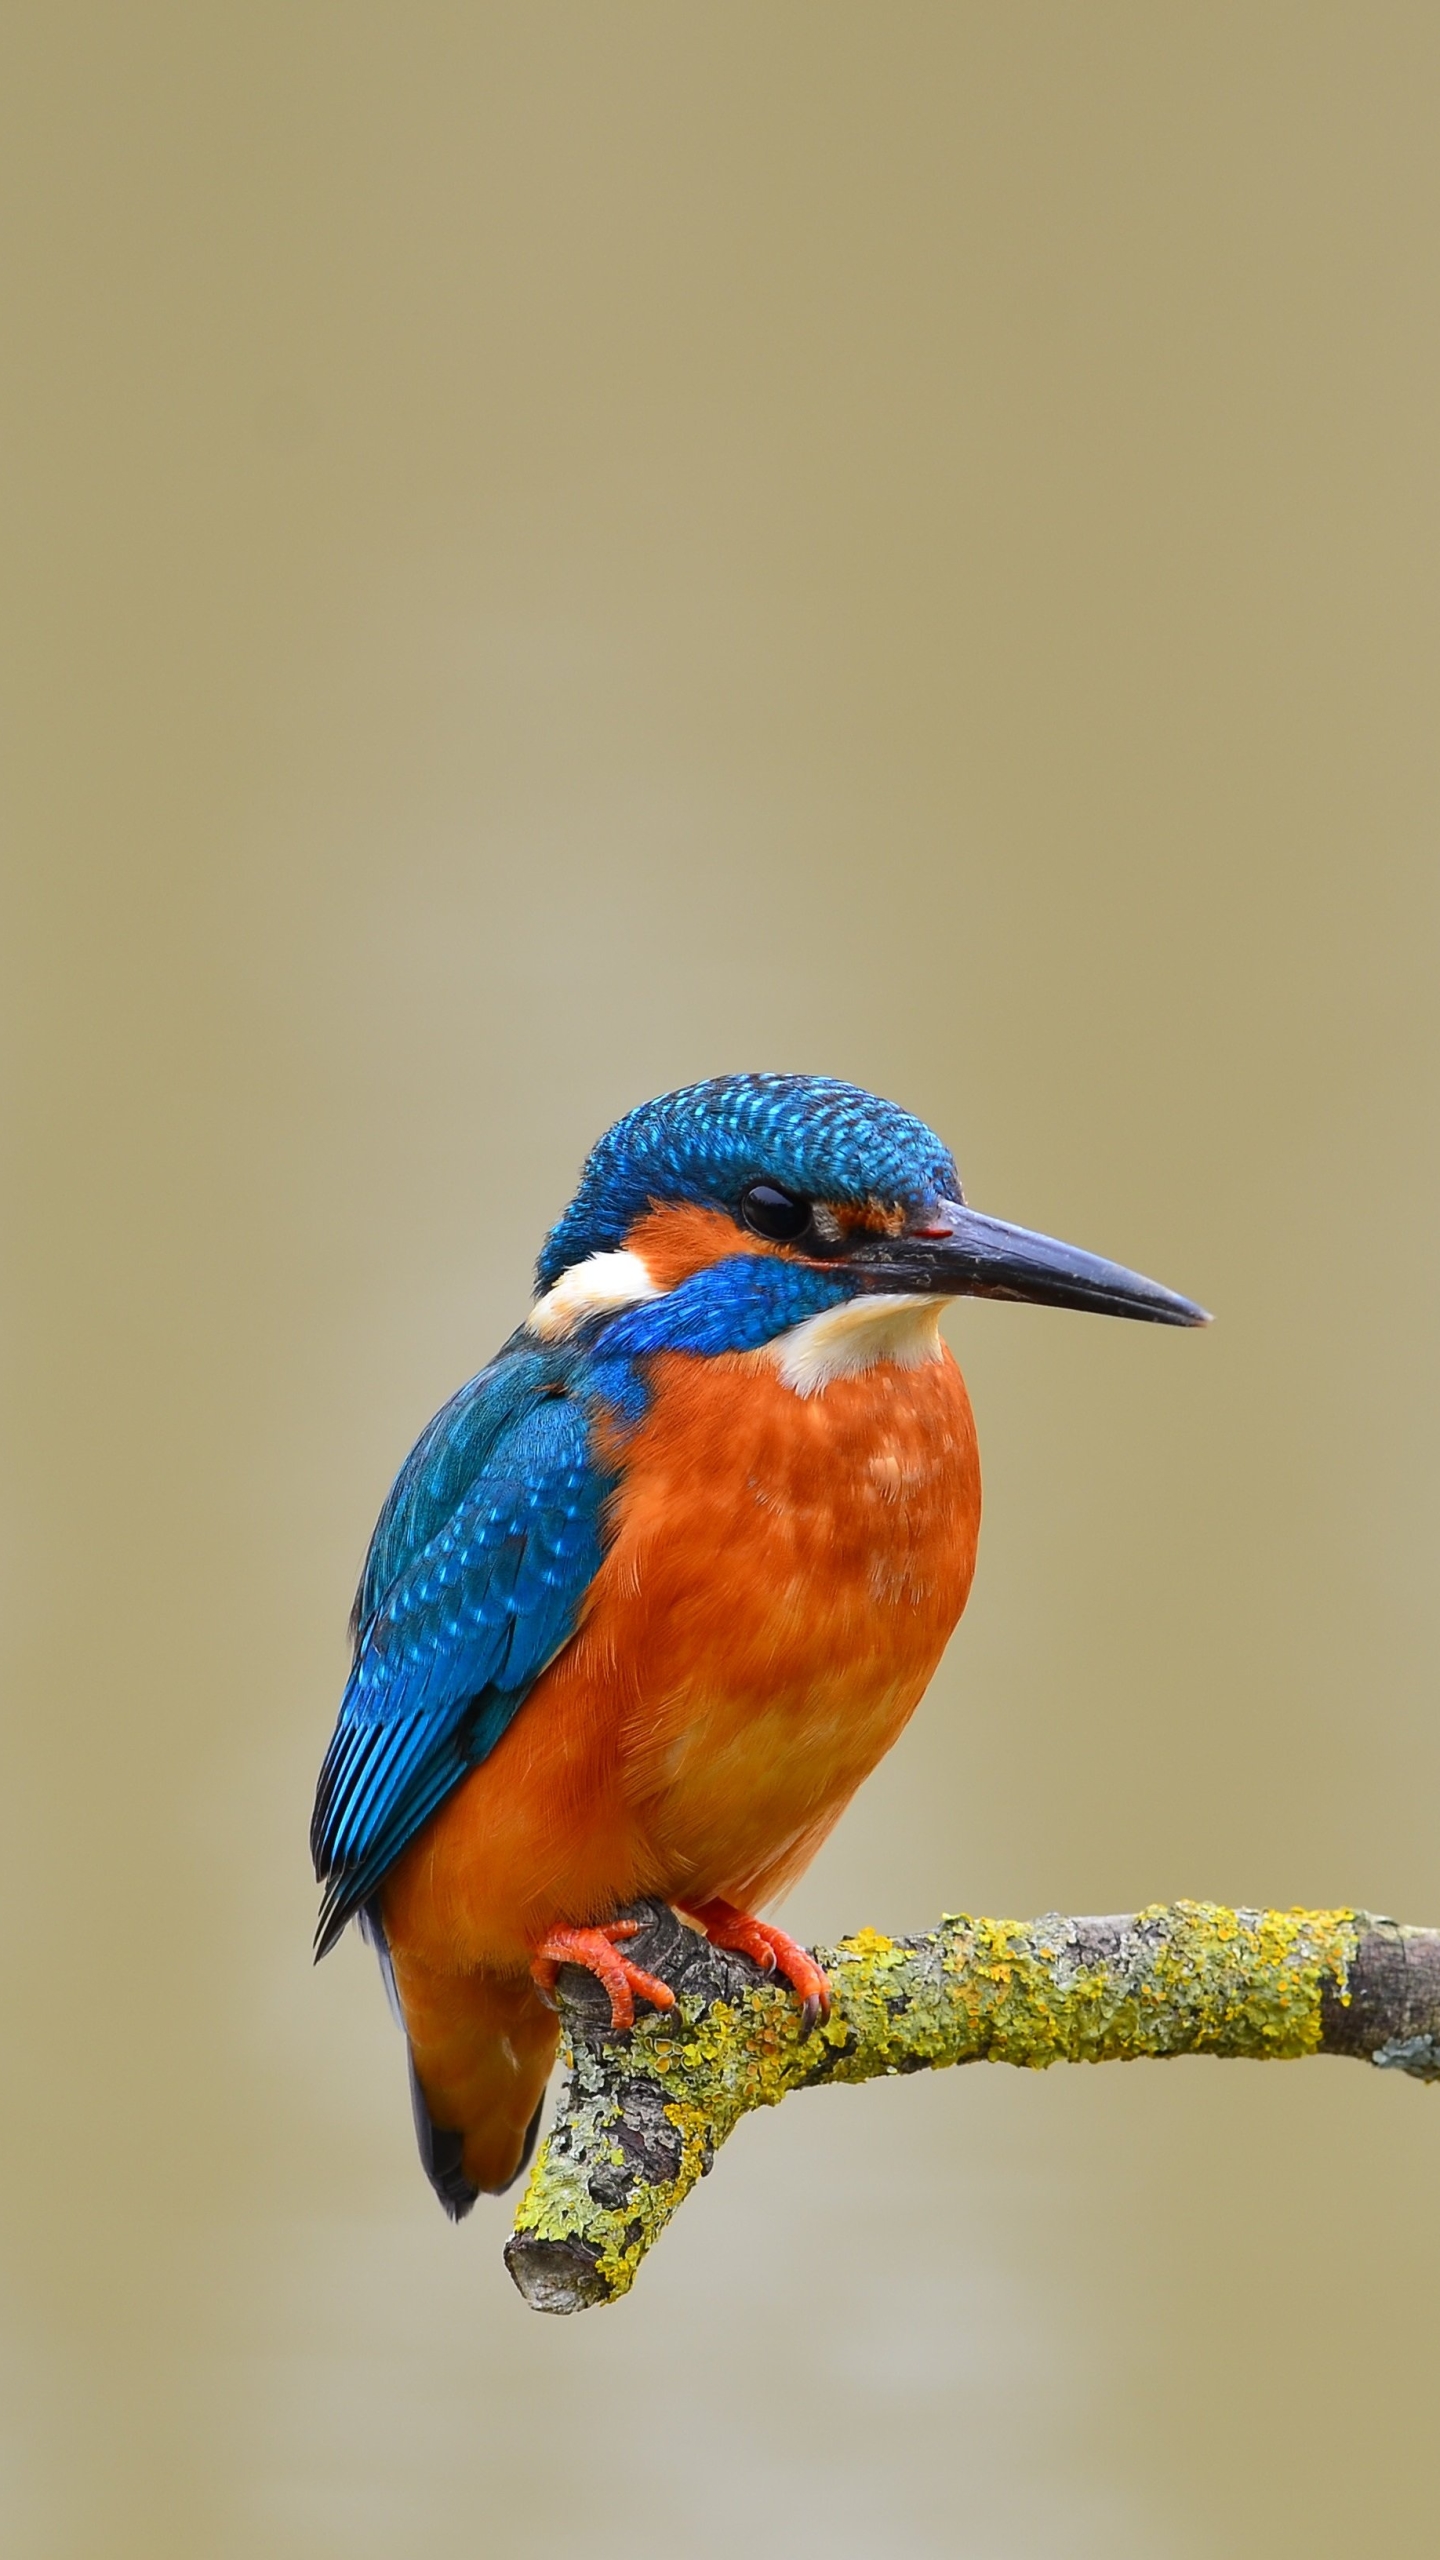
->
505;1899;1440;2314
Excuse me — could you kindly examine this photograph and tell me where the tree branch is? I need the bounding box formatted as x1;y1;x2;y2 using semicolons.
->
504;1898;1440;2314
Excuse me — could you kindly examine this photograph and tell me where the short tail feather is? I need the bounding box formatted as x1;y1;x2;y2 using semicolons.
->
361;1903;558;2209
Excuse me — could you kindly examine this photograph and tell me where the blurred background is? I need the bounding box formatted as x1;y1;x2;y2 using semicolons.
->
5;6;1439;2554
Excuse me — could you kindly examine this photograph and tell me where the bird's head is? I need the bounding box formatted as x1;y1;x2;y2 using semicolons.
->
529;1073;1206;1386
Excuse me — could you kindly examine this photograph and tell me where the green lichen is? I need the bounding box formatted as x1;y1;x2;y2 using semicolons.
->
508;1902;1366;2310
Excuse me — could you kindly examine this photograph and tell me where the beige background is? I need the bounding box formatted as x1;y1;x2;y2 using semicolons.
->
6;7;1439;2554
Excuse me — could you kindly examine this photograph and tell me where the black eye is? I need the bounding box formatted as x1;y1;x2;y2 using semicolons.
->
740;1181;814;1243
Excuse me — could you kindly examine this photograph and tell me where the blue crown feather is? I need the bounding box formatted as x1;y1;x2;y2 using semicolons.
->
537;1073;959;1288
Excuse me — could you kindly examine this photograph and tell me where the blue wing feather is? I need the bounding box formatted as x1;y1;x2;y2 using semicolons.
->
350;1336;566;1635
312;1345;614;1954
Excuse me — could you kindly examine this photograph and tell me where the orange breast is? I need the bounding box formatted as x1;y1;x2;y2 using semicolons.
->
381;1341;980;1977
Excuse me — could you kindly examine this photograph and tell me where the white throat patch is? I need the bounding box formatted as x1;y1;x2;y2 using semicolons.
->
527;1247;662;1342
770;1293;950;1397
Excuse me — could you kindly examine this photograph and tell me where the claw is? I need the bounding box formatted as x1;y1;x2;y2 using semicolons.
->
687;1899;831;2034
530;1920;676;2031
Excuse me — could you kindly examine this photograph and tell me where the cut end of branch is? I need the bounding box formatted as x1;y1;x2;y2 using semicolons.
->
504;2234;613;2314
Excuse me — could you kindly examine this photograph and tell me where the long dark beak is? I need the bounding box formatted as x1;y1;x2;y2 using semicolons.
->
846;1200;1209;1327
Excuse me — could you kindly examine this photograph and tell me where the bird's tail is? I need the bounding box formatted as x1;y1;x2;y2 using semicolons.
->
362;1909;559;2213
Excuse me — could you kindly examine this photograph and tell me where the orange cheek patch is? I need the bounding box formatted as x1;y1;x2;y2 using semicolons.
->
624;1201;763;1289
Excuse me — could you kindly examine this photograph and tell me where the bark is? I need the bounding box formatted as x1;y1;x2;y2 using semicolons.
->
504;1898;1440;2314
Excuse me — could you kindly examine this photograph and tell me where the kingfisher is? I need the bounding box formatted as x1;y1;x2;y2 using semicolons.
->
312;1074;1206;2214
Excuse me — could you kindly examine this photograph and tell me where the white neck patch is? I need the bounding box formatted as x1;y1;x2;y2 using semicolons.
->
770;1293;950;1397
527;1247;663;1342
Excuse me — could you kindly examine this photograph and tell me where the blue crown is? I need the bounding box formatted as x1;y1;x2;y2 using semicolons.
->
537;1074;960;1287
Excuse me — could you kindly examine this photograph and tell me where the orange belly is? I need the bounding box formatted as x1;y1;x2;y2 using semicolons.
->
381;1340;980;1976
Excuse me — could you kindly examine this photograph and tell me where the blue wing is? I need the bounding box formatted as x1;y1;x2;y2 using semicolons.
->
311;1345;614;1955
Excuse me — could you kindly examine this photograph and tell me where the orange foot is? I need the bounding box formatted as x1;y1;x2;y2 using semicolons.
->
688;1899;831;2034
530;1921;677;2031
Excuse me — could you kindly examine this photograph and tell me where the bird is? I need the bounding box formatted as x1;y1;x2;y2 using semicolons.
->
311;1073;1206;2214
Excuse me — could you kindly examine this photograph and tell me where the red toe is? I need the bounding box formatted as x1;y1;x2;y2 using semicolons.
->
687;1899;831;2028
530;1921;676;2030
